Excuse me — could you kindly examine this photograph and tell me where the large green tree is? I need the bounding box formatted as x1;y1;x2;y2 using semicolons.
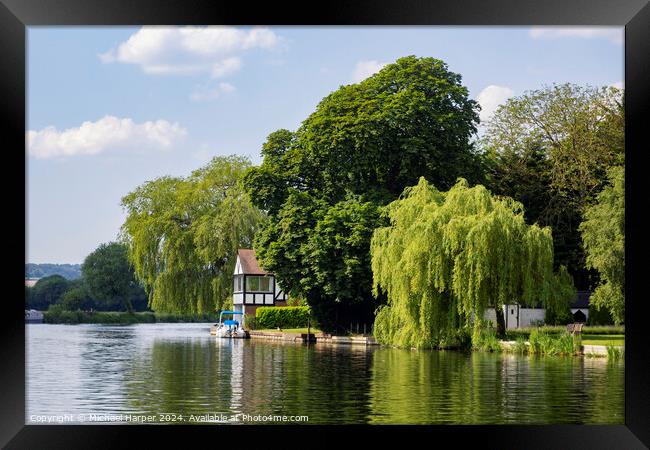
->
580;166;625;324
82;242;147;312
59;286;93;311
371;177;574;346
120;155;263;314
244;56;484;331
483;84;624;290
25;275;73;310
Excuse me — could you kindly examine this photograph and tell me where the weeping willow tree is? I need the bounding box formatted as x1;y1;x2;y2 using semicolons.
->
580;166;625;324
120;155;264;314
370;177;574;348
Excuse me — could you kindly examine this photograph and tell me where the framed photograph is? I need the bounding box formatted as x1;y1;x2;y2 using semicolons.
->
3;0;649;447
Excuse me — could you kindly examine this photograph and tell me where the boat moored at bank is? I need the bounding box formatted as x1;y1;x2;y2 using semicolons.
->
211;310;247;338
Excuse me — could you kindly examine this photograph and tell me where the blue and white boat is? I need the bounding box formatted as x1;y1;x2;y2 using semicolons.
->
213;310;247;338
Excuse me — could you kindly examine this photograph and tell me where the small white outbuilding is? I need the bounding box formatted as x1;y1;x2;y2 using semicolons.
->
483;291;592;329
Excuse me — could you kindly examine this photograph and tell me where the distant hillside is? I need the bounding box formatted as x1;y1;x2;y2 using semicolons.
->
26;263;82;280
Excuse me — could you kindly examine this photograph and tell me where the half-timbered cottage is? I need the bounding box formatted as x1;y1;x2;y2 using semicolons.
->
232;249;287;319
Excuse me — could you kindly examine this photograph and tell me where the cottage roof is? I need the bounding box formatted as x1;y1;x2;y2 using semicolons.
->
237;249;270;275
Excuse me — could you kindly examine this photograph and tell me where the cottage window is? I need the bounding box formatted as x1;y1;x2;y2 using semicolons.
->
246;276;271;292
234;275;243;292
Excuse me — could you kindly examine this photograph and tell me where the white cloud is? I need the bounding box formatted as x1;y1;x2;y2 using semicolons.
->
351;60;387;83
190;82;236;102
100;26;280;77
210;57;242;78
27;116;186;159
476;85;515;123
529;27;623;44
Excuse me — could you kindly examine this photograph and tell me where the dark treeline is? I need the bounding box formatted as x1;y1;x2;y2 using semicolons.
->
25;242;149;313
26;263;82;280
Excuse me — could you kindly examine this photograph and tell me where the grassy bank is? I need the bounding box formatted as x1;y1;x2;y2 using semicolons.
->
580;334;625;346
505;325;624;340
43;310;220;324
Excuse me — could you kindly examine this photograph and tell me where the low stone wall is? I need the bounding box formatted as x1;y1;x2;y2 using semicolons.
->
582;344;624;356
316;335;379;346
246;330;377;345
248;330;315;343
499;340;624;357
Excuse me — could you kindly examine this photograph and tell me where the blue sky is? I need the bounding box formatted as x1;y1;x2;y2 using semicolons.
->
26;26;623;264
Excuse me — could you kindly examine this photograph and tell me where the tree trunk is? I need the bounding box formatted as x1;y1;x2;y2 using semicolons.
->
495;306;506;338
124;297;134;314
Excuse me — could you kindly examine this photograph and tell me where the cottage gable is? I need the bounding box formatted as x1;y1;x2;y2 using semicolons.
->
237;249;270;275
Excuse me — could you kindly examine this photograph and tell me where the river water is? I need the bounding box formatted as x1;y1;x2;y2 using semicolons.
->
26;323;624;425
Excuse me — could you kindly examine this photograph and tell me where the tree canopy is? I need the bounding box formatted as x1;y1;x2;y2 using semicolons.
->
59;286;93;311
580;166;625;324
81;242;147;312
244;56;485;331
120;155;263;314
26;275;73;310
370;177;574;348
482;84;624;290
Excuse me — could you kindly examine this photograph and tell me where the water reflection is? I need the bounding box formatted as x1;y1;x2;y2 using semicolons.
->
26;324;623;424
368;350;624;424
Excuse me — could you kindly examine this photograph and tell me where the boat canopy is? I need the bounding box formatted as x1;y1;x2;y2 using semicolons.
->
219;310;244;315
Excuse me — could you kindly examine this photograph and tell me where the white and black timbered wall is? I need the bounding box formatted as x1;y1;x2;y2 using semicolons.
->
232;273;287;306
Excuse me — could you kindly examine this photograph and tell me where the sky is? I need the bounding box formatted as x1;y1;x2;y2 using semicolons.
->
26;26;624;264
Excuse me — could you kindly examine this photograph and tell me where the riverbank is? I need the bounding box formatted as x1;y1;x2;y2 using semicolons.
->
498;340;624;358
42;310;219;324
492;326;625;359
241;325;624;353
246;329;379;345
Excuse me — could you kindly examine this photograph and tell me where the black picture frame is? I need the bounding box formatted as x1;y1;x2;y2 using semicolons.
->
2;0;649;448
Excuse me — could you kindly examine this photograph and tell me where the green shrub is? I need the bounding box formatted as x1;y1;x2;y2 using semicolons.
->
572;334;582;353
587;304;615;326
607;346;623;361
44;304;82;324
244;314;258;330
472;328;502;352
545;304;573;326
528;329;580;355
554;333;579;355
529;329;542;354
255;306;311;329
539;331;557;355
513;336;528;354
